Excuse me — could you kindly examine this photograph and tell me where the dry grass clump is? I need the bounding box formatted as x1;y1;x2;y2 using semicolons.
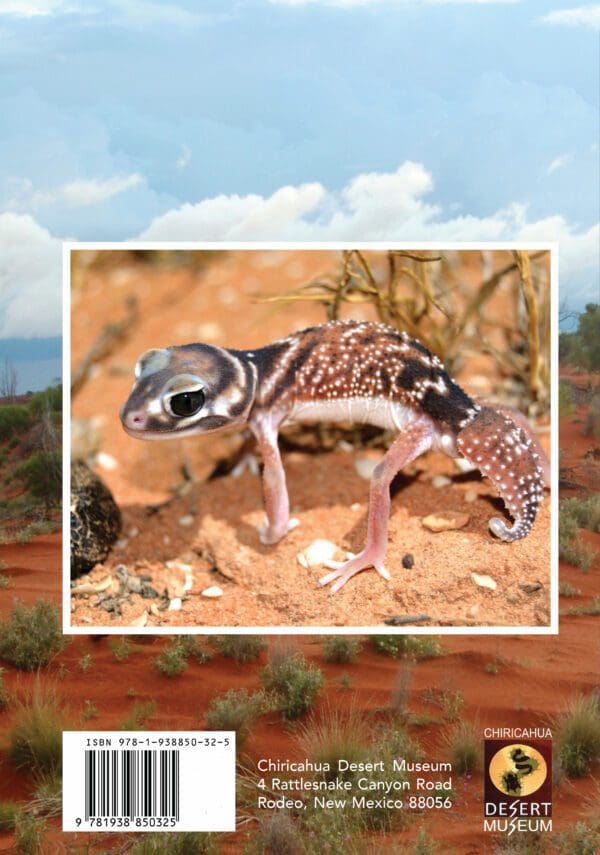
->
264;248;550;410
205;689;270;751
8;681;66;777
553;693;600;777
443;720;480;775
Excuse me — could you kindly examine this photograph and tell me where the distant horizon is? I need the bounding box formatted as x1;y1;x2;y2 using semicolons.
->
0;336;61;394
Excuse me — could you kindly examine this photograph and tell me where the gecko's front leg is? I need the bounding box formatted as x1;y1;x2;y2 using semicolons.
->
251;415;299;545
320;418;435;594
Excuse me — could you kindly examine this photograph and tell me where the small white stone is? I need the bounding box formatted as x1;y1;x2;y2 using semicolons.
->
178;515;194;527
166;561;193;572
464;490;478;504
297;539;341;570
432;475;451;489
354;456;380;480
231;453;260;478
454;457;477;474
163;535;171;545
131;610;148;627
128;526;139;538
71;577;112;596
95;451;118;471
471;572;497;591
183;574;193;592
201;586;223;598
168;598;182;611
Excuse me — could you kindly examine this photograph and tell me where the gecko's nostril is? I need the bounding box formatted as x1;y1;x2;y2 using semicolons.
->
124;410;146;430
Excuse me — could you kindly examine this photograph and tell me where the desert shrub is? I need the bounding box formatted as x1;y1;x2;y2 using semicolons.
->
130;832;217;854
390;660;414;716
559;380;575;417
121;700;157;731
439;689;465;721
211;634;267;664
370;634;443;660
0;801;18;831
14;810;46;855
0;406;31;441
154;642;188;678
8;682;65;776
443;721;480;775
554;820;600;855
245;813;304;855
175;636;212;664
82;699;98;720
303;808;365;854
15;520;60;544
0;668;7;711
559;580;581;597
28;385;62;416
494;831;546;855
109;636;134;662
153;637;212;677
583;392;600;438
30;770;62;818
562;496;600;534
15;451;61;507
559;502;597;571
554;693;600;777
205;689;268;751
0;600;64;670
322;636;362;664
411;829;441;854
78;652;93;673
261;649;324;720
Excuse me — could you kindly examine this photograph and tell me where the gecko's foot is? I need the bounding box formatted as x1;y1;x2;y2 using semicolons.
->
319;550;390;594
257;516;300;545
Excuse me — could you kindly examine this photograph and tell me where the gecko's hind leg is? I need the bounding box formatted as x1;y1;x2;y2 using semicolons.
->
320;418;434;594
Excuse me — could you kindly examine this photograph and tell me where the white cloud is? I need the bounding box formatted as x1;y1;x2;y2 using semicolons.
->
541;5;600;30
139;162;599;296
176;145;192;170
58;173;143;207
15;173;144;209
0;213;62;338
268;0;517;6
547;153;572;174
0;0;64;16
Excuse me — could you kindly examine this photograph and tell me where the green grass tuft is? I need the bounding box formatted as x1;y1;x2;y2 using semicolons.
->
0;600;65;671
262;647;324;720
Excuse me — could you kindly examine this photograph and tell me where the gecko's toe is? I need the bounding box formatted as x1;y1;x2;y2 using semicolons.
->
319;550;388;593
257;516;300;545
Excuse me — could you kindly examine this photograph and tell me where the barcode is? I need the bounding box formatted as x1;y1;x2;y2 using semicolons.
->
63;731;236;832
84;749;180;821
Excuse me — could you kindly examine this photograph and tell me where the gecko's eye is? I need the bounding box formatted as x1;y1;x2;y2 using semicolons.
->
169;390;205;418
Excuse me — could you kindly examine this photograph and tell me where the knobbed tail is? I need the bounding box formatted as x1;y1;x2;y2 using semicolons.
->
456;406;547;542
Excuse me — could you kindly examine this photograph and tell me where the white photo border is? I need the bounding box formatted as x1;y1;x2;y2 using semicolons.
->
62;241;559;636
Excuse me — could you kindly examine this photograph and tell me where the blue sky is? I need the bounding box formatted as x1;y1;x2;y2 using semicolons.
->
0;0;598;373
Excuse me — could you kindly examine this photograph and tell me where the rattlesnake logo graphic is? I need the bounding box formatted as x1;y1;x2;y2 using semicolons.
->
489;744;547;797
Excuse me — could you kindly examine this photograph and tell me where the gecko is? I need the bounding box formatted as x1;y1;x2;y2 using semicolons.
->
120;320;550;594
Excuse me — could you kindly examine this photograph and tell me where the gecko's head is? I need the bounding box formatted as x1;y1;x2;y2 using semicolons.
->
120;344;256;440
